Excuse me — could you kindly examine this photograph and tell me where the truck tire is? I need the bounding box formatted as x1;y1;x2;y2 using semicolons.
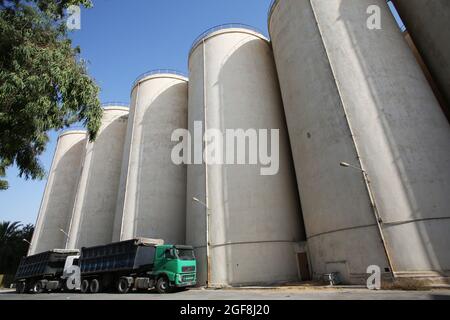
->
117;278;130;294
89;279;101;294
61;280;70;292
32;281;44;294
156;277;171;294
80;279;90;293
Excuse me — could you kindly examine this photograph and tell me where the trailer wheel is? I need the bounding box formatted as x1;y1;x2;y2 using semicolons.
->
32;281;44;294
90;279;101;294
80;279;89;293
156;277;171;294
117;278;130;294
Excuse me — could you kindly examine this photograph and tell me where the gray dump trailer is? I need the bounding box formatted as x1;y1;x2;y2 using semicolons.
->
14;249;80;293
78;238;163;293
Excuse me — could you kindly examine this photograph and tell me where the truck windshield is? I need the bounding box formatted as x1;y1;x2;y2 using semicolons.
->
176;249;195;261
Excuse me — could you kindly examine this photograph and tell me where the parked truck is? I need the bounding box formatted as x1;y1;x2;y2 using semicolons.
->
14;249;80;294
14;238;197;294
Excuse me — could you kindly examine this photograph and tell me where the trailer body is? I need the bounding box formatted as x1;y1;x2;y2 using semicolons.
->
14;249;80;293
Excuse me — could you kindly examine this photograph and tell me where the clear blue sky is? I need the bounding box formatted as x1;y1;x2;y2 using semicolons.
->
0;0;405;225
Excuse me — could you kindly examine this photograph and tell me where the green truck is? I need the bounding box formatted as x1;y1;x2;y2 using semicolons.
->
14;238;197;294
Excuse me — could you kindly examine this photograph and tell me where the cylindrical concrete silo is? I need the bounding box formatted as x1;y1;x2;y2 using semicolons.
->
66;106;129;249
269;0;450;284
187;24;306;286
393;0;450;109
113;71;188;245
29;131;86;255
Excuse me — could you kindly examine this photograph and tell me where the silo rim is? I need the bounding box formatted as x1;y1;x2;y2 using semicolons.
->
101;104;130;112
58;129;87;140
132;70;188;91
188;23;269;58
267;0;280;31
101;102;130;109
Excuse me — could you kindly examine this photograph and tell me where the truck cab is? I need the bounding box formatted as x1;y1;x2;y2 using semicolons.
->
152;245;197;292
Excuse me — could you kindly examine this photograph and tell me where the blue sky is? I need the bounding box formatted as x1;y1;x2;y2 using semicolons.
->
0;0;405;225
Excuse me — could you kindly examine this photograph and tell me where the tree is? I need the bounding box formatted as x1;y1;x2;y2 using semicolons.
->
0;0;103;190
0;221;22;244
0;162;7;190
0;221;34;275
0;221;22;273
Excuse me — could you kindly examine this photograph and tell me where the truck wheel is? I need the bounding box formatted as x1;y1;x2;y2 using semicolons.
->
61;281;70;292
156;277;171;294
117;278;130;294
32;281;44;294
89;279;101;294
80;279;89;293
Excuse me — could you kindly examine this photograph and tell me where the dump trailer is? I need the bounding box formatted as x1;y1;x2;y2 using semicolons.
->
78;238;197;294
14;249;80;294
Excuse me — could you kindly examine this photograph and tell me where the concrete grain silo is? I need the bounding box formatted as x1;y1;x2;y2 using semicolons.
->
29;131;86;255
66;106;129;249
113;71;188;245
393;0;450;109
187;24;306;286
269;0;450;284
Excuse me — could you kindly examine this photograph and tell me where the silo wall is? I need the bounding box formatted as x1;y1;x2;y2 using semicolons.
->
113;73;188;245
393;0;450;109
29;131;86;255
66;107;129;249
269;0;450;283
187;26;306;286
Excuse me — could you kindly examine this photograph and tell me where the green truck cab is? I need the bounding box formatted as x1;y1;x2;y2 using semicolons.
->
152;245;197;291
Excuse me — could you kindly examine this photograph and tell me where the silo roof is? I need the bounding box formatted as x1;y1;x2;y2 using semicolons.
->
189;23;269;58
131;69;188;91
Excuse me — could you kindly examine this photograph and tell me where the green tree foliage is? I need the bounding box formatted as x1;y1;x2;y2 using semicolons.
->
0;0;102;189
0;221;34;274
0;162;8;189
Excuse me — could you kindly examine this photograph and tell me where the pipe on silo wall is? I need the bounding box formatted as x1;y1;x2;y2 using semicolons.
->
393;0;450;114
269;0;450;284
187;26;306;287
28;131;86;255
66;107;129;249
113;73;188;245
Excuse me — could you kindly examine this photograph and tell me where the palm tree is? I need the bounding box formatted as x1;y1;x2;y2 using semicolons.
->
0;221;34;275
0;221;22;244
0;160;9;190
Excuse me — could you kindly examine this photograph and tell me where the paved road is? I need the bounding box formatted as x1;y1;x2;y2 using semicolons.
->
1;288;450;300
